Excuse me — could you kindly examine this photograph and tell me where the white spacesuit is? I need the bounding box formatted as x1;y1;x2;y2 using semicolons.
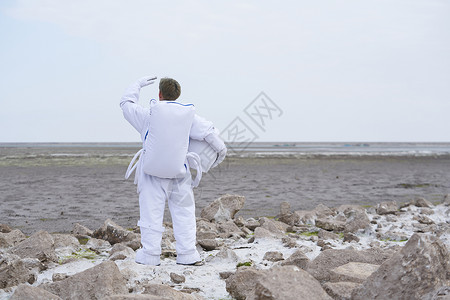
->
120;76;226;266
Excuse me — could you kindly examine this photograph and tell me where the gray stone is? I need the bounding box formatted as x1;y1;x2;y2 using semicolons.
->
280;201;291;216
41;261;128;299
307;248;395;282
109;244;134;261
170;272;186;284
314;203;335;219
341;206;370;233
444;194;450;206
52;272;69;282
52;234;80;250
318;229;340;240
196;219;219;240
252;265;332;300
413;197;434;208
343;232;360;243
71;223;93;237
280;249;310;270
0;253;37;288
225;267;265;300
8;230;57;263
207;248;239;263
0;229;26;249
234;216;246;227
263;251;284;262
281;236;298;248
330;262;379;283
197;239;219;251
352;233;449;300
144;283;201;300
244;218;260;231
219;271;233;280
10;284;62;300
107;295;170;300
217;220;245;238
92;219;138;245
294;210;316;225
316;218;345;232
259;217;288;234
376;201;398;215
0;224;12;233
200;194;246;223
86;237;112;253
323;281;361;300
253;227;277;240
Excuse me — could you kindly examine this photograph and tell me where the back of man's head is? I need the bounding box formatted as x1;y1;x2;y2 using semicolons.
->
159;77;181;100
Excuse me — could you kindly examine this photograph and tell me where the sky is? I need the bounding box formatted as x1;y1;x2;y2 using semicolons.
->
0;0;449;143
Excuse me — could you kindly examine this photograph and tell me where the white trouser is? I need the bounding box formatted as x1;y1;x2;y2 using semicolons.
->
135;169;200;266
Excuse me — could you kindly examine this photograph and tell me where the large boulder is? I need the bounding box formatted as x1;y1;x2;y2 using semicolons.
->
200;194;245;223
352;233;449;300
307;248;396;282
225;267;266;300
252;265;331;300
8;230;57;263
323;281;361;300
0;229;26;249
10;284;62;300
41;260;128;299
92;219;139;245
0;253;36;289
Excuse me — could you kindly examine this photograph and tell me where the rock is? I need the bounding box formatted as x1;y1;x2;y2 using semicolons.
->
313;204;335;219
416;215;435;225
0;253;37;288
109;244;134;261
106;295;170;300
413;197;434;208
219;271;233;280
323;281;361;300
278;201;300;225
280;249;310;270
92;219;138;245
234;216;246;227
316;218;345;232
420;207;434;215
259;217;288;235
244;218;260;231
307;248;395;282
330;262;379;283
71;223;93;237
226;267;265;300
197;239;219;251
343;232;360;243
86;237;112;253
263;251;284;262
0;229;26;248
200;194;246;223
170;272;186;284
52;272;69;282
421;286;450;300
42;261;128;299
280;201;291;215
8;230;57;263
52;234;80;257
144;283;200;300
379;230;409;242
124;238;141;251
281;236;298;248
294;210;316;225
318;229;340;240
252;265;332;300
253;227;277;240
444;194;450;206
352;234;450;300
217;220;245;238
341;206;370;233
10;284;62;300
376;201;398;215
207;248;239;263
0;224;12;233
196;219;219;240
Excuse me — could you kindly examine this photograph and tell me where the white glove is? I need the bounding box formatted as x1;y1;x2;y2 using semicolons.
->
137;76;157;88
212;147;227;168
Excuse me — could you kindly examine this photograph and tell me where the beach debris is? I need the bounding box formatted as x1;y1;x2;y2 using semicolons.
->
143;283;201;300
93;219;139;245
9;283;62;300
376;201;398;215
0;253;37;288
0;229;26;249
41;261;128;299
170;272;186;284
352;233;450;299
200;194;245;223
8;230;57;264
280;249;310;270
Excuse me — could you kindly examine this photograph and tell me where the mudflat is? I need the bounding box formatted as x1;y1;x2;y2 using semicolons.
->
1;147;449;234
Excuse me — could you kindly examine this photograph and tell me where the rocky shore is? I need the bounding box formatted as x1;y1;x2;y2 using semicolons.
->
1;194;449;299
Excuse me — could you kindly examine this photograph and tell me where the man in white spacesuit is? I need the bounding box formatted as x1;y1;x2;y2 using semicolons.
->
120;76;226;266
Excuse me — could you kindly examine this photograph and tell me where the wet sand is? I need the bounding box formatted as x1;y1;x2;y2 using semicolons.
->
1;149;449;234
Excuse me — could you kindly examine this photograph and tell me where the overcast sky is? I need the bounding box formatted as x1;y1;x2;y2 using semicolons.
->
0;0;449;143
